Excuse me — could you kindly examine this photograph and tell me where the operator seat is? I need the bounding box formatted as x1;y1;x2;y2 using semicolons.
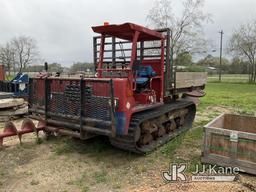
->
132;60;157;86
136;65;157;85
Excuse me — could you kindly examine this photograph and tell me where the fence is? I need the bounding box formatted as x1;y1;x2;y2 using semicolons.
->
207;74;251;83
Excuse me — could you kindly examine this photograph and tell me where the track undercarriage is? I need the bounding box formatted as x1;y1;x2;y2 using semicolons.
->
110;100;196;153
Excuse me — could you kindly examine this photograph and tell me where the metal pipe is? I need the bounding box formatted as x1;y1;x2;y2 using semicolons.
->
93;36;98;69
29;109;112;127
166;28;171;96
109;79;116;137
46;119;111;136
112;37;116;68
219;30;224;82
95;46;165;53
46;126;81;138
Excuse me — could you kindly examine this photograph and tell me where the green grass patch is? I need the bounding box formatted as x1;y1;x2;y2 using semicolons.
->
67;169;107;191
199;83;256;114
160;132;186;157
160;127;204;173
160;127;203;157
67;172;90;191
0;168;5;186
5;75;14;81
53;137;110;156
81;186;90;192
93;169;107;183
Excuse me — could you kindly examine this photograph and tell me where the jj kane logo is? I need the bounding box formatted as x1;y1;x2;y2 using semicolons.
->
162;163;239;182
162;163;187;182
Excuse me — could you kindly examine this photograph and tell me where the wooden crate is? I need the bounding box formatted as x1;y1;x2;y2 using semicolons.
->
201;113;256;175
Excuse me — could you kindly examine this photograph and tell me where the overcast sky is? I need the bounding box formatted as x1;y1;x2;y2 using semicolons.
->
0;0;256;66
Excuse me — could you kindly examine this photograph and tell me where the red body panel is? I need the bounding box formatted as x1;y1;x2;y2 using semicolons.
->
92;23;164;41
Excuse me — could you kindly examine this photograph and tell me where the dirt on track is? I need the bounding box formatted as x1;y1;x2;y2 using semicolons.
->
0;107;255;192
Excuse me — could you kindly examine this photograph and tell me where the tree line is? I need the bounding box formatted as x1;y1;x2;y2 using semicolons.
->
174;53;250;75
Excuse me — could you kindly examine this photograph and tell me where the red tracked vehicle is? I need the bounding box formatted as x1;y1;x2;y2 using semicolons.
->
0;23;205;153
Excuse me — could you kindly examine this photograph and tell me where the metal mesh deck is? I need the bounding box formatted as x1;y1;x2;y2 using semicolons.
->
29;78;114;122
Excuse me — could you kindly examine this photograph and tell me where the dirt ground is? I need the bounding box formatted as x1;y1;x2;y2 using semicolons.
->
0;106;255;192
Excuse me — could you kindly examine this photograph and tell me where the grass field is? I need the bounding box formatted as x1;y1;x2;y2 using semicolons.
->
200;82;256;114
0;82;255;191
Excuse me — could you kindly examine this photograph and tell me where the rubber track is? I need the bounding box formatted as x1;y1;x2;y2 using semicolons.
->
110;99;196;154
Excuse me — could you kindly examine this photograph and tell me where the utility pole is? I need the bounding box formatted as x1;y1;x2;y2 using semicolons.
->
219;30;224;82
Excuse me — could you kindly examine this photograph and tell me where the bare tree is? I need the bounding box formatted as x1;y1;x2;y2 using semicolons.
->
11;36;39;71
229;20;256;83
147;0;211;64
0;42;15;75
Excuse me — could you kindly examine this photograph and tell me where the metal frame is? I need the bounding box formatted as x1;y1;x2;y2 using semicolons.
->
0;80;29;98
92;29;176;97
29;78;117;138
